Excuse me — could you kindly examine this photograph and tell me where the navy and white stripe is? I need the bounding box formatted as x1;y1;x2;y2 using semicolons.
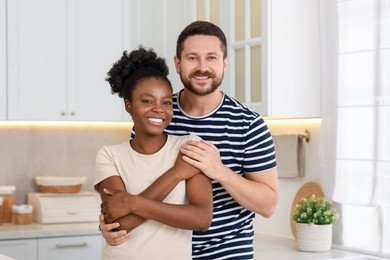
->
165;91;277;259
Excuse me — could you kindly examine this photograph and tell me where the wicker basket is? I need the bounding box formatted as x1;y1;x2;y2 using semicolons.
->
39;184;82;193
35;176;86;194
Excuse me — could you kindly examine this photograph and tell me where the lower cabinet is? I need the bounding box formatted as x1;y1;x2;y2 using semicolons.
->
38;235;102;260
0;235;103;260
0;239;38;260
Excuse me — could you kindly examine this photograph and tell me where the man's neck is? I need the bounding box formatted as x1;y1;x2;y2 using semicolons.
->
179;89;223;117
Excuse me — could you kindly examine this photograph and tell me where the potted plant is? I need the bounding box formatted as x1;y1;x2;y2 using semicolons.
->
292;194;339;252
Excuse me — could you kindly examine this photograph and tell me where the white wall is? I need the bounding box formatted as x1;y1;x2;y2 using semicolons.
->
254;118;322;238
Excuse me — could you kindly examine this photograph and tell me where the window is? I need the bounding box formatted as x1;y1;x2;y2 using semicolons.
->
320;0;390;257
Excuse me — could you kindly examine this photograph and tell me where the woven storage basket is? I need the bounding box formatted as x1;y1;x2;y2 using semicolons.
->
35;176;86;194
39;184;82;193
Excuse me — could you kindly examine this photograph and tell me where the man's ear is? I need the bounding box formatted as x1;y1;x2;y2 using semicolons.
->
124;99;132;115
174;56;181;74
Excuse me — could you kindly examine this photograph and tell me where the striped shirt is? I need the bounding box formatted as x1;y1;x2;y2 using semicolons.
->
165;91;277;259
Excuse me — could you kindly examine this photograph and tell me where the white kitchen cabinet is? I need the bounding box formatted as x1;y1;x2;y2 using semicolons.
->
0;0;6;120
126;0;193;95
6;0;129;121
0;235;102;260
219;0;321;118
0;239;38;260
38;235;102;260
262;0;321;117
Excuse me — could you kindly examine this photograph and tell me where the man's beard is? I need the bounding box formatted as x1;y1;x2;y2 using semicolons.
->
180;70;223;96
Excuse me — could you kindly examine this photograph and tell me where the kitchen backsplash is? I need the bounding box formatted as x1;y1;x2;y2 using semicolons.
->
0;122;132;204
0;119;321;238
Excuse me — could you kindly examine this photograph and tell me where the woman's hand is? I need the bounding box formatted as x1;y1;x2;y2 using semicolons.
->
101;188;133;223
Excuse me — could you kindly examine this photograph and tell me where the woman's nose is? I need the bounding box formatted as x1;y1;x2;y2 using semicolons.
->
152;103;164;113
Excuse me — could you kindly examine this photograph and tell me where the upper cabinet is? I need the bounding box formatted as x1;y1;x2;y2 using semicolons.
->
3;0;320;120
0;0;6;120
6;0;129;120
126;0;193;95
264;0;321;117
217;0;321;118
4;0;193;121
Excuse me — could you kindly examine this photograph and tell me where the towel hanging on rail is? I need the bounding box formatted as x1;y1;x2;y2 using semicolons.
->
272;132;308;178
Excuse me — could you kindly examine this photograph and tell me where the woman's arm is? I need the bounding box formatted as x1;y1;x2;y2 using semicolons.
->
102;169;213;231
97;175;146;232
98;152;204;232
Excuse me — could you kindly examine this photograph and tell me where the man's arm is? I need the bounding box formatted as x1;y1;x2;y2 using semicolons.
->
180;139;279;217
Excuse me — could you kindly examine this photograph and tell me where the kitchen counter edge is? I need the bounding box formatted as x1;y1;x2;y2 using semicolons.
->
0;222;100;240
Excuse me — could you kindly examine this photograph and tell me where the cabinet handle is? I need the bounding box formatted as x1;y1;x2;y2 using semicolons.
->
60;112;66;116
70;111;76;116
55;242;88;248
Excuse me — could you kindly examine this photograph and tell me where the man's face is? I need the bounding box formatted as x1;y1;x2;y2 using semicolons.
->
174;35;227;96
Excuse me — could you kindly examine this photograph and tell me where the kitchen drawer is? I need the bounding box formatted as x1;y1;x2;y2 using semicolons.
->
38;235;102;260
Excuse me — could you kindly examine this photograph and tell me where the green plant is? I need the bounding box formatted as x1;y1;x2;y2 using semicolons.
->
293;194;338;225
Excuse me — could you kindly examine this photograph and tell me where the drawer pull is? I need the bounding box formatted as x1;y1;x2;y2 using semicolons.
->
56;242;88;248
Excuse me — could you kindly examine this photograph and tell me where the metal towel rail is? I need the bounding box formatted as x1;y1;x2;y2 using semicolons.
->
298;129;310;143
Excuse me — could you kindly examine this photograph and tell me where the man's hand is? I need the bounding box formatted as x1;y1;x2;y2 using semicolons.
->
180;140;225;180
101;188;133;223
99;214;130;246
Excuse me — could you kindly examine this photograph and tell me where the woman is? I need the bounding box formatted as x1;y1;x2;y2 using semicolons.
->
94;47;212;259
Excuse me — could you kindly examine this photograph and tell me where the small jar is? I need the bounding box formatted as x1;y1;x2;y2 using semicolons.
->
0;186;17;223
12;204;33;225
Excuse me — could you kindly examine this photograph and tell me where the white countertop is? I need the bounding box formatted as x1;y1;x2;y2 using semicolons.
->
0;222;100;240
253;232;387;260
0;224;386;260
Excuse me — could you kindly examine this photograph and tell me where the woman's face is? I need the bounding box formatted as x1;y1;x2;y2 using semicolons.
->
125;77;173;136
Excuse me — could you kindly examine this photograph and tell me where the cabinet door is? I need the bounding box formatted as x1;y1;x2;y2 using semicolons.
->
66;0;127;121
0;0;6;120
0;239;38;260
217;0;320;117
7;0;68;120
7;0;128;121
266;0;321;117
38;235;102;260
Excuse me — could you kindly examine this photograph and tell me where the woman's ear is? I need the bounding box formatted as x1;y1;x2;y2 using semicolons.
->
124;99;132;115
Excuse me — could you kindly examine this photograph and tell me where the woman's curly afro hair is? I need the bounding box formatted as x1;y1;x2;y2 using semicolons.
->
106;46;171;100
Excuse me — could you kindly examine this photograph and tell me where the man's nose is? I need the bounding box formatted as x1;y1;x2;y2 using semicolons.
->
197;58;208;71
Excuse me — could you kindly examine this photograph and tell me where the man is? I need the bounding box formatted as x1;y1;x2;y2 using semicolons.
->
99;21;279;259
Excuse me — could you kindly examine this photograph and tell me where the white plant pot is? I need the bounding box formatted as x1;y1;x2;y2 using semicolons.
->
296;223;332;252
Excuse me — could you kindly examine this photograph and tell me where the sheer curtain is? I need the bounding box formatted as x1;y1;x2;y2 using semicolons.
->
319;0;390;257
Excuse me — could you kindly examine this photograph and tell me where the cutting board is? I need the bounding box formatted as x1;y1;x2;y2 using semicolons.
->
290;182;324;239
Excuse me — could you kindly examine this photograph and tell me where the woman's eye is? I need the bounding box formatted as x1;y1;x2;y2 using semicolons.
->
142;99;152;104
164;101;172;106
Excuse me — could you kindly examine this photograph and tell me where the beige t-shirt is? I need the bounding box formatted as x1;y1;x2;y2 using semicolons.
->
95;134;201;260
